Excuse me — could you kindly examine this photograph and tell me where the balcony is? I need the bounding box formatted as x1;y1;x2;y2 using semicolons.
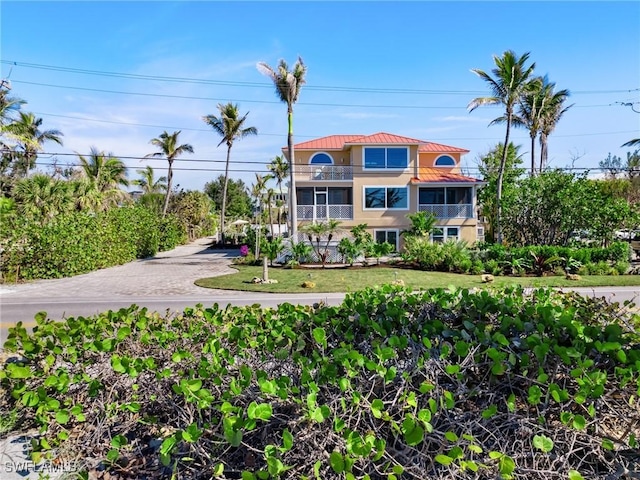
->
418;204;474;219
298;204;353;221
297;165;353;181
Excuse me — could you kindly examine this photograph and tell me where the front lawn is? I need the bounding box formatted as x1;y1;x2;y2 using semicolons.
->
194;264;640;293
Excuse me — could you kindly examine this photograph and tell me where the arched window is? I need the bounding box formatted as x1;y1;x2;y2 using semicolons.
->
310;152;334;164
435;155;456;167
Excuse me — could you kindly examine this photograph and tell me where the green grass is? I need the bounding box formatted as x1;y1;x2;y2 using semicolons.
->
195;264;640;293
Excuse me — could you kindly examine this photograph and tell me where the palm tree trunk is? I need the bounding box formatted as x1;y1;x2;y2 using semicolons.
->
496;115;512;245
530;134;536;176
287;108;298;240
162;160;173;216
221;146;231;244
540;134;548;173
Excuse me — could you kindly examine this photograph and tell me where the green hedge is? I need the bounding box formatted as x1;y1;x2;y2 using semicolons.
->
0;205;187;281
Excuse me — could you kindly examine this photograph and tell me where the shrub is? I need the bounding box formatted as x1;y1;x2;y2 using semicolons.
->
1;287;638;479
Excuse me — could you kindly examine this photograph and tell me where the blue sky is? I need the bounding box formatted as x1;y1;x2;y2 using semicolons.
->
2;1;639;191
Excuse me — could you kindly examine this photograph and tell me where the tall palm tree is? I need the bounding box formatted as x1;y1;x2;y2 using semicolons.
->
622;139;640;147
268;155;289;227
256;57;307;239
77;147;130;211
145;130;193;216
513;76;546;175
203;103;257;244
133;165;167;194
538;86;572;172
468;50;535;244
4;112;63;177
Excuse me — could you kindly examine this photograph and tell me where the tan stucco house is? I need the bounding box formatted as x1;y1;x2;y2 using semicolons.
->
284;132;484;249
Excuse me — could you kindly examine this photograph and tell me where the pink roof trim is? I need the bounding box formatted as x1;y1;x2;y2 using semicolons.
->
291;132;469;153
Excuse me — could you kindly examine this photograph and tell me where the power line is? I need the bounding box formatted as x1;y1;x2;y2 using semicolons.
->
9;79;620;111
4;59;637;96
29;111;639;142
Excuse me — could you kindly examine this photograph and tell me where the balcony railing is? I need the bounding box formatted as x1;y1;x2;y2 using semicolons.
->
298;204;353;221
418;204;474;219
296;165;353;181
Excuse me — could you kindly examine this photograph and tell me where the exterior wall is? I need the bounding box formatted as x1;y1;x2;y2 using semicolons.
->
418;151;462;170
350;144;417;232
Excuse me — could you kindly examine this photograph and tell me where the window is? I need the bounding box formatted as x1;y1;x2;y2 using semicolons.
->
310;152;333;164
298;187;352;205
297;188;314;205
419;187;471;204
435;155;456;167
431;226;459;243
328;187;351;205
364;147;408;169
374;230;399;251
364;187;408;209
419;188;445;204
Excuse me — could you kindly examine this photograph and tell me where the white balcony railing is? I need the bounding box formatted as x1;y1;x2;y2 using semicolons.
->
296;165;353;181
298;204;353;221
418;204;474;219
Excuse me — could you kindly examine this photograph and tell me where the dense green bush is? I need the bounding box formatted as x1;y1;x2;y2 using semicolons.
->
0;205;187;281
1;287;638;479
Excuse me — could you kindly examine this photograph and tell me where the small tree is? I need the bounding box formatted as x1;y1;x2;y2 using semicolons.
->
300;219;342;267
261;236;284;267
402;211;437;239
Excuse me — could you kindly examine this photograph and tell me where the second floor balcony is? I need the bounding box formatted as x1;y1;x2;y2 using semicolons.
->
418;203;474;219
296;165;353;181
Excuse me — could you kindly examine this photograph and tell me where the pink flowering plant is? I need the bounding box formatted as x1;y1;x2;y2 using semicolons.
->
239;244;249;257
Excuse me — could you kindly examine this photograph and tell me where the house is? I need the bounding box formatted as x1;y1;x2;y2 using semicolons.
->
283;132;485;250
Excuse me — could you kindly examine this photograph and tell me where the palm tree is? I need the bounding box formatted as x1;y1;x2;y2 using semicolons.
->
256;57;307;239
77;147;130;211
203;103;257;244
4;112;63;177
468;50;535;244
538;84;572;172
622;139;640;148
133;165;167;194
145;130;193;216
268;155;289;227
13;173;74;220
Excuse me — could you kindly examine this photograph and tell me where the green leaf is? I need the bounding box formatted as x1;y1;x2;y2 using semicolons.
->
6;364;31;379
572;414;586;430
312;327;327;348
568;470;585;480
482;404;498;419
247;402;272;421
160;436;178;455
329;451;344;473
282;429;293;451
532;434;554;453
404;424;424;446
435;454;454;466
55;409;70;425
444;431;459;442
111;434;128;448
601;438;615;450
528;385;542;405
499;455;515;477
371;399;384;418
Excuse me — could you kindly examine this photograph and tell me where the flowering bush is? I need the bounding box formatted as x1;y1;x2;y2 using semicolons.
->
239;244;249;257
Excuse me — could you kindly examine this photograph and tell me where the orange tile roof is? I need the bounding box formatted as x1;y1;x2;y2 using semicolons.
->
293;135;364;150
418;142;469;154
412;167;483;184
292;132;469;153
344;132;425;145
